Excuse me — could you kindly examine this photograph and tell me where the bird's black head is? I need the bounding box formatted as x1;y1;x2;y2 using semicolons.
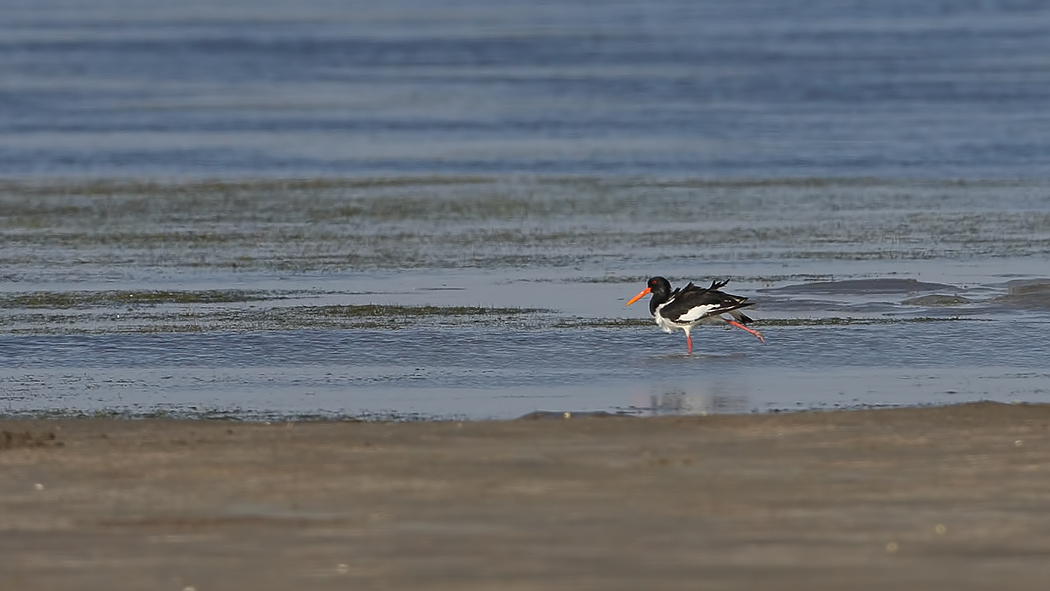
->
626;276;674;312
646;276;672;299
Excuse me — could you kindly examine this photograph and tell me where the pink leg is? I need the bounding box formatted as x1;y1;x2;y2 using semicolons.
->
686;333;693;354
726;320;766;343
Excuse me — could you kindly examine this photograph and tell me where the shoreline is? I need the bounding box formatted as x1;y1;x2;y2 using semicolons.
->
4;401;1050;589
0;399;994;423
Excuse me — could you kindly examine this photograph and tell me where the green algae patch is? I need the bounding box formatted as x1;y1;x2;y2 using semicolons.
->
0;176;494;198
314;304;542;317
5;176;1050;274
553;318;654;329
0;290;275;309
0;301;552;335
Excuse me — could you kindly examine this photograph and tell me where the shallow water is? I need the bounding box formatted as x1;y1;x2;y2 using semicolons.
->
1;178;1048;419
1;322;1048;419
3;1;1050;418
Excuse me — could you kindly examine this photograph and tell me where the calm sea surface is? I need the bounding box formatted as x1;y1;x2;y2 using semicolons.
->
1;1;1049;418
4;0;1050;178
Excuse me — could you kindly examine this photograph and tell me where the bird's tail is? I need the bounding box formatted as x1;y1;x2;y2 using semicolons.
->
728;309;755;325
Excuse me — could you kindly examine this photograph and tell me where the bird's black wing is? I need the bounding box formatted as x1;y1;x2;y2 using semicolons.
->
660;284;755;323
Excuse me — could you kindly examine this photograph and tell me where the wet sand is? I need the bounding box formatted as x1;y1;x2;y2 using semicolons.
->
3;402;1050;590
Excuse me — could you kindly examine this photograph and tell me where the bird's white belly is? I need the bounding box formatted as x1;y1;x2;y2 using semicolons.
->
655;314;678;333
654;302;723;333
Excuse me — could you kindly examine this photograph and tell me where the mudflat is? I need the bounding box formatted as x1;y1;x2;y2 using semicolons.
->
3;402;1050;590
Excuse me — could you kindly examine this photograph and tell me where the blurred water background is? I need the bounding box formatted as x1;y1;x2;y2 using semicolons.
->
5;0;1050;179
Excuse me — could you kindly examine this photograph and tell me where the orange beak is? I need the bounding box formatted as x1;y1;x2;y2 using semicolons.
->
625;287;651;307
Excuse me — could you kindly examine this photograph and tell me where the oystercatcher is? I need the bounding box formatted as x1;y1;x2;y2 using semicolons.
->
626;276;765;354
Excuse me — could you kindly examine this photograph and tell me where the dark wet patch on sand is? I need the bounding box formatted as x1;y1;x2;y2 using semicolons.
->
990;280;1050;310
0;429;63;450
901;294;974;307
764;278;959;295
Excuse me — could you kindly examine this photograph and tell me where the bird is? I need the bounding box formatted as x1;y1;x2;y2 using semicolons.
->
625;276;765;354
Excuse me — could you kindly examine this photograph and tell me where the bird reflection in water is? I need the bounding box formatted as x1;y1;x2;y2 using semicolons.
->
628;388;749;416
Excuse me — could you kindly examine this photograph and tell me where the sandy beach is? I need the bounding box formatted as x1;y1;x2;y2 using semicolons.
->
4;402;1050;589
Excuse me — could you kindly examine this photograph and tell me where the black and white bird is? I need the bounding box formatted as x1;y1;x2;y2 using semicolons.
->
626;276;765;354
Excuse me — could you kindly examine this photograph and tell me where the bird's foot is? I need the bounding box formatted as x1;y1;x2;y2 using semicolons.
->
726;320;766;343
